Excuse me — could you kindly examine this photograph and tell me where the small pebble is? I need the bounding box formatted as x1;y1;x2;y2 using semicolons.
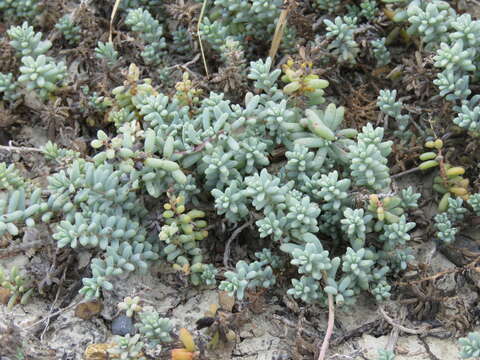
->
111;315;135;336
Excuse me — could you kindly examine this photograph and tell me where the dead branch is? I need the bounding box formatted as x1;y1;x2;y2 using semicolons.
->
317;293;335;360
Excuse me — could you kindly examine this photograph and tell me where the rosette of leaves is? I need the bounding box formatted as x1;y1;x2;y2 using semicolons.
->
377;349;395;360
135;309;173;347
282;144;324;188
0;73;21;103
55;15;81;45
95;41;119;67
247;57;282;94
377;89;411;141
371;38;391;67
341;247;375;290
18;55;66;99
449;14;480;49
0;163;25;190
219;255;277;300
281;58;329;105
367;194;405;232
418;139;469;202
434;212;457;244
197;263;218;286
243;169;290;212
359;0;378;20
42;141;80;162
348;124;392;191
288;276;322;304
433;70;471;101
0;265;34;310
199;0;283;50
159;195;209;284
79;241;158;299
459;332;480;359
433;40;476;73
108;334;146;360
445;197;467;222
341;208;373;250
211;180;249;223
372;280;392;302
467;193;480;216
281;233;332;280
453;95;480;133
125;8;167;66
118;296;142;317
7;22;52;57
0;187;46;237
399;186;421;209
378;215;416;251
291;103;357;168
323;16;360;64
406;0;455;50
313;0;341;13
0;0;39;21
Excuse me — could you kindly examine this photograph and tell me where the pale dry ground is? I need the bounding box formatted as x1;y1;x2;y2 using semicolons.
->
0;244;473;360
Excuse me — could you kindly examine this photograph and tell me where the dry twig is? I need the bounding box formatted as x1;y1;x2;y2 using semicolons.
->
197;0;210;76
0;143;43;153
109;0;122;43
317;293;335;360
0;241;44;259
268;0;292;60
378;305;429;335
223;219;253;267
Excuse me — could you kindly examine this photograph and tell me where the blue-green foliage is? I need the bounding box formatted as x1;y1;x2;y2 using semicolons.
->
0;56;420;308
371;38;391;67
125;8;166;66
0;0;39;22
55;15;81;45
212;180;249;223
434;197;468;244
459;332;480;359
313;0;341;13
219;258;277;300
377;349;395;360
453;96;480;132
359;0;378;20
108;334;146;360
434;212;457;244
467;193;480;216
406;0;455;50
400;186;421;209
377;89;412;142
172;27;192;54
198;0;291;61
7;22;66;99
7;22;51;57
135;309;173;347
348;124;392;190
446;197;467;222
95;42;119;67
323;16;359;64
0;187;46;237
0;73;21;103
405;0;480;132
341;208;372;250
0;164;25;190
378;215;416;251
17;55;67;99
0;265;34;310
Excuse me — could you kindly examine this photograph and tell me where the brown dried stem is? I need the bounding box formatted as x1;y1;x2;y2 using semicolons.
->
317;292;335;360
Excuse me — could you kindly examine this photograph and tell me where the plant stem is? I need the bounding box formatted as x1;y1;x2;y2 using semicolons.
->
318;292;335;360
